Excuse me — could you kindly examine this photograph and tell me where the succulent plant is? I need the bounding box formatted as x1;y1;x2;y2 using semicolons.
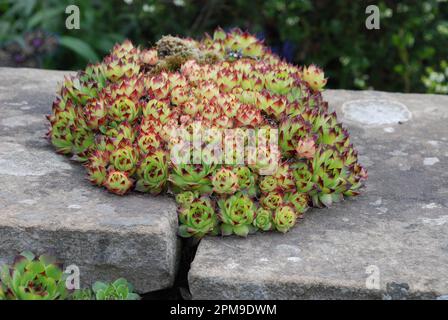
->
135;150;168;194
274;163;296;191
175;191;198;208
85;150;109;186
233;166;257;197
0;251;141;301
70;288;94;300
273;205;297;233
47;28;367;240
292;146;367;208
109;140;139;174
178;196;219;238
279;116;313;157
103;169;133;195
0;252;68;300
92;278;140;300
218;192;256;237
285;191;310;214
211;167;239;194
71;278;140;301
260;191;284;210
295;136;317;160
169;152;216;193
259;175;278;194
302;65;327;92
253;208;272;231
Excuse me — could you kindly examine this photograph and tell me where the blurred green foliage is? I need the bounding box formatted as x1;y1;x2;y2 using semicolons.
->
0;0;447;93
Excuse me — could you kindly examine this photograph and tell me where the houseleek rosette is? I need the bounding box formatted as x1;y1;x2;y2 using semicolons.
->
211;167;239;194
218;192;256;237
285;191;309;214
273;205;297;233
135;150;168;194
175;191;197;208
109;140;139;174
260;191;283;210
178;196;218;238
233;166;257;197
85;150;110;186
103;169;133;195
169;163;215;194
259;175;277;194
91;278;140;300
0;252;68;300
253;207;272;231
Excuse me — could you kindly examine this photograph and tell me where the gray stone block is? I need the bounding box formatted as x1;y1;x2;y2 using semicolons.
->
0;67;180;293
189;90;448;299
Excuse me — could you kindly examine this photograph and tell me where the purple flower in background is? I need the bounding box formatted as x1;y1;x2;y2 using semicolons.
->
13;53;26;63
31;37;44;48
1;30;58;68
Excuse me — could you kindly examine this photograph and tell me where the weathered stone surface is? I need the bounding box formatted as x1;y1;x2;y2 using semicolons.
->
0;68;179;293
190;90;448;299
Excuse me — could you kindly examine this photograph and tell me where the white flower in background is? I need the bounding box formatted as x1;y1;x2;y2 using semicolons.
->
174;0;186;6
143;4;156;13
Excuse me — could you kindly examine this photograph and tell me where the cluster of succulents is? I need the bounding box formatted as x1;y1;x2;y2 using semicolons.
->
0;252;139;300
47;28;367;238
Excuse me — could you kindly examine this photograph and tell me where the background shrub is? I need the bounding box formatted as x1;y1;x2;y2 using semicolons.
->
0;0;447;93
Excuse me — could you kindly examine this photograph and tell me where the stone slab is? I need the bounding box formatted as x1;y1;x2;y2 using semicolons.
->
0;67;180;293
189;90;448;299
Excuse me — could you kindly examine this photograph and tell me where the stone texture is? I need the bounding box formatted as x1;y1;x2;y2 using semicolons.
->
0;67;180;293
190;90;448;300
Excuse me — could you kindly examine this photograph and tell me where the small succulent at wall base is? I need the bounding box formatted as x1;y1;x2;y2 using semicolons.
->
253;208;273;231
273;205;297;233
70;288;94;300
285;191;310;215
47;28;367;240
0;252;140;301
0;251;68;300
92;278;140;300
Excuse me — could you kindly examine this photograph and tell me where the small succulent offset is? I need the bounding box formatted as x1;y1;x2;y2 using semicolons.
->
91;278;140;300
273;205;297;233
47;28;368;239
253;208;272;231
70;279;140;300
70;288;95;300
0;251;68;300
